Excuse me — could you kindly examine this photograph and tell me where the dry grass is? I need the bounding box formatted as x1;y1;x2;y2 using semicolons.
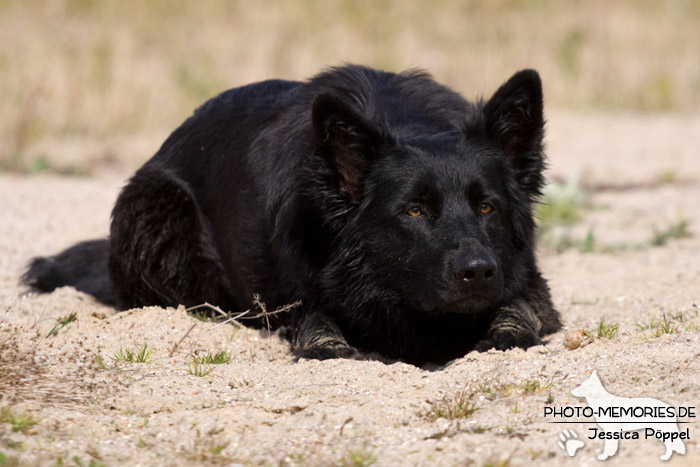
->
425;389;478;421
0;334;108;407
1;0;699;172
0;406;39;433
0;333;92;408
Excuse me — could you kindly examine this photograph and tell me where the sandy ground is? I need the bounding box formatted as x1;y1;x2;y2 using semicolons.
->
1;113;699;466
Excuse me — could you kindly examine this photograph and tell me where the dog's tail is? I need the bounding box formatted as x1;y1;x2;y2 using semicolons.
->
22;239;116;306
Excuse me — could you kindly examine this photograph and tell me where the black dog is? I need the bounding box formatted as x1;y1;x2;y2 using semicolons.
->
24;65;561;365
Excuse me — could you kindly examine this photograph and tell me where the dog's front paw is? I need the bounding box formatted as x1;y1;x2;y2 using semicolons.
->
474;329;541;352
294;339;359;360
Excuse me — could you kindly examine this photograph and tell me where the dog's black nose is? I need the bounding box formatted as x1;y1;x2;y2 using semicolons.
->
454;253;498;285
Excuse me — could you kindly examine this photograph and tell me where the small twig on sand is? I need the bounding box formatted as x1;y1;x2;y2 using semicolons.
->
181;298;301;340
30;305;48;330
191;309;250;338
168;323;197;358
339;417;354;437
246;295;301;331
252;294;270;331
206;310;249;331
185;302;229;318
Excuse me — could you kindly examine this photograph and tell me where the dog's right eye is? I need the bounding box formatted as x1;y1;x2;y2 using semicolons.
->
406;206;423;217
479;202;494;214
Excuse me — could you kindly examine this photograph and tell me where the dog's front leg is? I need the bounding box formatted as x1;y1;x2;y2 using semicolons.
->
292;309;358;360
475;298;542;351
475;270;560;351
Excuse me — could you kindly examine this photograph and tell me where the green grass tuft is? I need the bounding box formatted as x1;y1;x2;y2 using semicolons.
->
657;170;678;184
47;311;77;337
192;350;231;365
186;361;214;377
94;354;109;370
588;317;619;339
634;310;699;339
536;177;590;230
72;456;106;467
482;457;512;467
0;407;39;433
426;390;477;421
0;451;21;466
580;228;596;253
521;379;553;393
340;447;376;467
650;218;689;246
479;379;553;399
112;344;153;364
535;176;597;254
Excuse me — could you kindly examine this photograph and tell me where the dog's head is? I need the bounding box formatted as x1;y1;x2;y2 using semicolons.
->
308;69;545;315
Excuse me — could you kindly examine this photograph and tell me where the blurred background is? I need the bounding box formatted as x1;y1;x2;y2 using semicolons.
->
1;0;699;174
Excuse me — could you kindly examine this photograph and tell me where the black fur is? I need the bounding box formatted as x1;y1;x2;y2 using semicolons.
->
23;65;561;365
23;239;116;306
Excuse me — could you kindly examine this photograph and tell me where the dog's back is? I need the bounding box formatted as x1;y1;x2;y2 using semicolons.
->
21;80;304;310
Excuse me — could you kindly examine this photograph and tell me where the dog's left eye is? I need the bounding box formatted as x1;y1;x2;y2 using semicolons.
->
479;202;494;214
406;206;423;217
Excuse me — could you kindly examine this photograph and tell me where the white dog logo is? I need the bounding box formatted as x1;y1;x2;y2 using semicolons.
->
571;370;686;461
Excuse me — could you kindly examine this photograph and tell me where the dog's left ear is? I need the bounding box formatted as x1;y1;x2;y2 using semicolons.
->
483;69;545;197
312;93;391;204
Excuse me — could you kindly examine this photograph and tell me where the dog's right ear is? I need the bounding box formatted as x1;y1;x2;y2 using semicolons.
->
482;69;546;198
311;93;391;204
